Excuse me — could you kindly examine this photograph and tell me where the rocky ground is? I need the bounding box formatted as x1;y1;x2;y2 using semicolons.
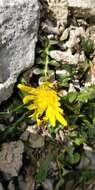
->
0;0;95;190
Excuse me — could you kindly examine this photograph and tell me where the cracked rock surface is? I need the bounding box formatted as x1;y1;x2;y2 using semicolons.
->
0;141;24;179
68;0;95;21
0;0;39;104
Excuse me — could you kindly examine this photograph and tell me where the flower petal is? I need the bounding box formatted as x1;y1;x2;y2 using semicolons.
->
23;95;35;104
17;84;35;94
46;105;56;127
27;104;36;110
55;111;67;126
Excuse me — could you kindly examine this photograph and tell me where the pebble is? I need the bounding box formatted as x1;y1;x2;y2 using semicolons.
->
60;28;70;41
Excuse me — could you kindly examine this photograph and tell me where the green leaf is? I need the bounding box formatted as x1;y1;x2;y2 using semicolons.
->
80;170;95;182
61;77;70;87
74;137;85;145
61;64;76;74
78;85;95;103
67;92;78;103
58;153;64;164
36;154;52;183
81;37;95;56
68;152;80;165
49;60;60;67
33;68;43;75
66;146;80;165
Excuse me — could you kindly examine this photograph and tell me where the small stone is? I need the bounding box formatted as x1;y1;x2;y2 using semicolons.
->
77;155;90;170
65;180;74;190
42;179;53;190
9;116;15;123
0;141;24;179
47;34;55;40
28;133;44;148
77;19;88;27
0;184;3;190
20;126;44;148
68;0;95;21
79;51;86;63
41;20;59;34
46;0;68;28
65;26;85;50
49;50;79;65
56;70;69;76
60;28;70;41
8;181;15;190
78;144;95;170
41;0;68;34
69;83;76;92
18;164;35;190
0;124;6;132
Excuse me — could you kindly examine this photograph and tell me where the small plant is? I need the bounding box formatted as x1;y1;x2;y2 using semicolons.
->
17;82;67;127
81;37;95;58
80;170;95;182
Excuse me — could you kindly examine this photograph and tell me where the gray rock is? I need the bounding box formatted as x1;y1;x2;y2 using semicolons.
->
42;179;53;190
79;51;86;64
18;165;35;190
65;26;85;50
65;180;75;190
77;19;88;27
0;124;6;131
20;126;45;148
69;83;76;92
41;0;68;34
68;0;95;21
41;20;59;35
60;28;70;41
0;184;3;190
49;50;79;65
8;181;15;190
0;0;39;104
78;144;95;170
49;26;86;66
0;141;24;179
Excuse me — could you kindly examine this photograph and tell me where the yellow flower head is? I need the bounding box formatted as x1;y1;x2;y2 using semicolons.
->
17;82;67;127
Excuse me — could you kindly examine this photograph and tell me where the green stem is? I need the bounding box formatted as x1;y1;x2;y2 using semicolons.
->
44;53;49;81
0;104;25;118
44;42;50;81
0;111;29;143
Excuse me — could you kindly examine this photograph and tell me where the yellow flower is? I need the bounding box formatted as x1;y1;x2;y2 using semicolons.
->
17;82;67;127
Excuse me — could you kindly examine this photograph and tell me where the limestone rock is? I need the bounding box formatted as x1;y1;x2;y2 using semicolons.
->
0;141;24;179
68;0;95;21
42;179;53;190
0;184;3;190
60;28;70;41
18;167;34;190
8;181;15;190
47;0;68;27
49;50;79;65
41;0;68;34
20;126;45;148
0;0;39;104
78;144;95;170
65;26;85;50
